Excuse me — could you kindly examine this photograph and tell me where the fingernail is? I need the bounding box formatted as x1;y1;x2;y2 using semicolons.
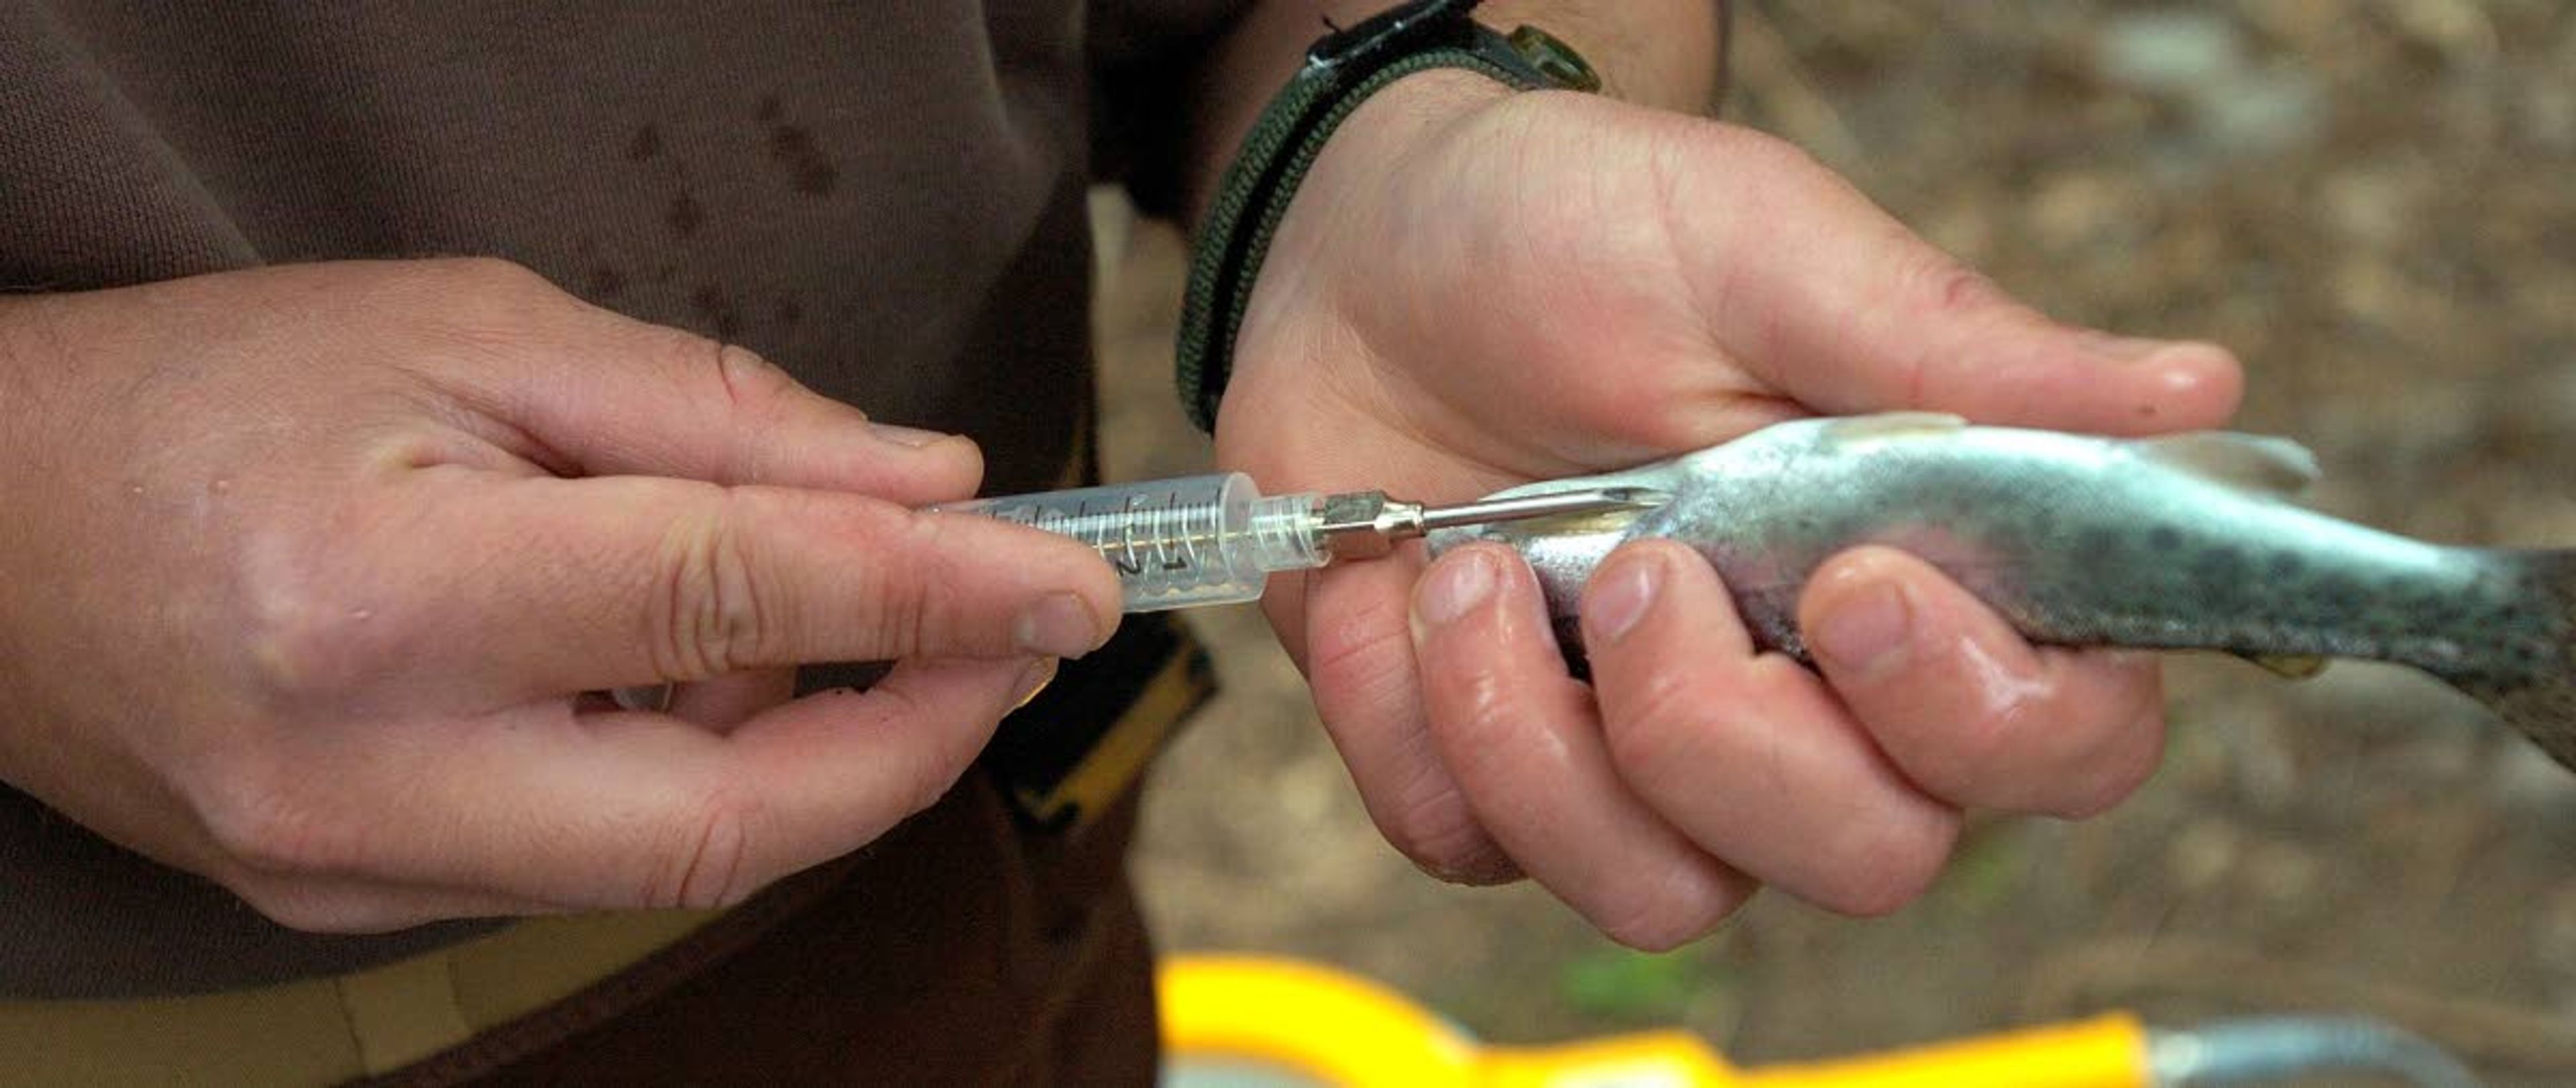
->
1012;657;1059;710
870;422;951;447
2085;333;2180;363
1811;578;1911;675
1583;552;1662;645
1415;551;1497;629
1014;592;1103;658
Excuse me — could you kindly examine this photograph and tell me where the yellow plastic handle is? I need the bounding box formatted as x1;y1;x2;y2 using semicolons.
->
1159;955;2153;1088
1735;1017;2151;1088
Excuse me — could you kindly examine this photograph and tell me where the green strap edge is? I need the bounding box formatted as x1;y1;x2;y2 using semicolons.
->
1175;48;1547;433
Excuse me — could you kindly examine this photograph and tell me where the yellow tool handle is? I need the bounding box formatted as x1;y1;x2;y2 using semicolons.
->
1732;1016;2149;1088
1160;956;2153;1088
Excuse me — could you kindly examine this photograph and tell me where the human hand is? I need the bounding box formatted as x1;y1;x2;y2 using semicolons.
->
1215;77;2243;946
0;260;1120;931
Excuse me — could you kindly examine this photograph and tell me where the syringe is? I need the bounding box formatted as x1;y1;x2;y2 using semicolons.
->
936;473;1666;612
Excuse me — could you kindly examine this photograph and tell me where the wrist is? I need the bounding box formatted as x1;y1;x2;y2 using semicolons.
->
1173;1;1599;432
1302;68;1517;178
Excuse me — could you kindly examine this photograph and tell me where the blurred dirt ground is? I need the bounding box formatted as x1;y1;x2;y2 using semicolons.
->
1097;3;2576;1083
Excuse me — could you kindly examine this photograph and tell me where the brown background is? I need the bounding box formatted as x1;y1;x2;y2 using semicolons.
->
1106;3;2576;1083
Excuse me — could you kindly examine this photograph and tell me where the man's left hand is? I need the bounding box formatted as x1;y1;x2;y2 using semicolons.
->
1214;74;2243;948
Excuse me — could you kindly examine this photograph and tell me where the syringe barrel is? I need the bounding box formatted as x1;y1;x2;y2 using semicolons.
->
937;473;1324;612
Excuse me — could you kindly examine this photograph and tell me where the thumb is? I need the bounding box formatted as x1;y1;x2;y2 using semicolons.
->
325;472;1123;708
1677;127;2244;434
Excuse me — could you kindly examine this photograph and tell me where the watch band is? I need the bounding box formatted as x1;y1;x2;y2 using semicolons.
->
1173;0;1599;433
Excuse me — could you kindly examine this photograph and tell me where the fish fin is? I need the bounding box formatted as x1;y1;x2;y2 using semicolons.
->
1819;412;1969;447
2438;550;2576;771
2235;651;2329;680
2135;433;2321;498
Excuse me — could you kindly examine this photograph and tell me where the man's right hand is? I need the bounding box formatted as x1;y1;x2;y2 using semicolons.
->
0;259;1120;932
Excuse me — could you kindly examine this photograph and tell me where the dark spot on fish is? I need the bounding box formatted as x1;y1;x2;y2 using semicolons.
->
2148;525;2182;550
690;284;742;340
766;123;838;196
2310;575;2361;605
2136;402;2159;419
667;191;704;237
627;124;661;162
588;264;626;298
774;296;803;326
2190;545;2244;585
756;95;784;123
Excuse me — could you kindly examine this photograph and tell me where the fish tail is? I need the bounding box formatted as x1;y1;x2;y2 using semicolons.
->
2447;550;2576;769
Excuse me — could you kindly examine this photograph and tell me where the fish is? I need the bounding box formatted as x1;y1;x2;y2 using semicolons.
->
1423;412;2576;769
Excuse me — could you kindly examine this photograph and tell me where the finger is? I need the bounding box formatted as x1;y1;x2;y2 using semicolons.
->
1411;544;1750;949
664;668;798;733
1801;546;2167;817
1582;541;1959;915
207;656;1051;909
412;263;983;502
1670;125;2243;435
541;333;985;504
328;474;1119;704
215;870;573;934
1291;555;1519;884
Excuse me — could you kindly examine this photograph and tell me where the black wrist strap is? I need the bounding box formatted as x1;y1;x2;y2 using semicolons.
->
1173;0;1599;433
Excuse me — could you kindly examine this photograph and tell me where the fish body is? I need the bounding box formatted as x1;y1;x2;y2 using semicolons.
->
1424;413;2576;767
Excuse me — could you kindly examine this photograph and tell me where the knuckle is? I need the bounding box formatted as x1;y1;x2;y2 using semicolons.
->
225;877;364;934
900;733;975;819
409;257;557;321
861;510;971;657
427;255;549;296
1909;256;2009;318
400;258;578;354
645;788;763;910
1376;783;1510;885
1591;875;1744;952
649;490;770;678
1430;667;1524;763
1694;121;1820;180
1603;670;1707;781
196;761;355;877
839;680;993;832
707;341;791;409
2053;699;2167;820
1885;254;2033;401
1306;600;1413;696
678;337;800;480
880;684;987;817
234;534;381;710
1814;812;1956;917
1896;694;2026;806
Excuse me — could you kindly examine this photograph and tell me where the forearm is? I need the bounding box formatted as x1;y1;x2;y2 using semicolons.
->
1177;0;1726;221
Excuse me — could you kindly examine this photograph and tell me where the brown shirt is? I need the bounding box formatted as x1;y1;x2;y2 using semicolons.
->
1;0;1240;1001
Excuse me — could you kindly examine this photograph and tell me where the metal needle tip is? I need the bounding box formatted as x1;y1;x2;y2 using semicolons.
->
1418;486;1670;531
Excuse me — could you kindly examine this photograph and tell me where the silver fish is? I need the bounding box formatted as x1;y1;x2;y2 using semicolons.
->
1424;412;2576;768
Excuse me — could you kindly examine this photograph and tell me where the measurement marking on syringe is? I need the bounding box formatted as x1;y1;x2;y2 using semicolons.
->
1161;490;1194;572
